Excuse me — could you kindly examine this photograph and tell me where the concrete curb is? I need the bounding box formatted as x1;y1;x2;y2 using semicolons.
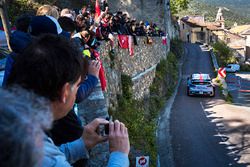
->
157;45;187;167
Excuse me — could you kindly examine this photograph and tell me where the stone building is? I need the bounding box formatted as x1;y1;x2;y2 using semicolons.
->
179;15;222;44
242;30;250;61
179;8;226;44
229;25;250;61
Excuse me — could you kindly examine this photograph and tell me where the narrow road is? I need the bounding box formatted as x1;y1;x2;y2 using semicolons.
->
170;43;247;167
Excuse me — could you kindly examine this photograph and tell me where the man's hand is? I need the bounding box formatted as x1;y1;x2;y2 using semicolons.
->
109;120;130;155
88;60;100;78
82;118;109;150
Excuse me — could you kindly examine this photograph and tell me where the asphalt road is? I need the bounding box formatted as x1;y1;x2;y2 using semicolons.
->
169;43;247;167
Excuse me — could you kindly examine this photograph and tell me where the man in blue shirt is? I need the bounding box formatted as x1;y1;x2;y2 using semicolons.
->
6;34;130;167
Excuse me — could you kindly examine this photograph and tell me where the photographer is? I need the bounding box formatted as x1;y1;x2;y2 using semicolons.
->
6;34;130;167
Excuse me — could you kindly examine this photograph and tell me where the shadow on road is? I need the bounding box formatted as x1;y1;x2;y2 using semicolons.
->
202;99;250;166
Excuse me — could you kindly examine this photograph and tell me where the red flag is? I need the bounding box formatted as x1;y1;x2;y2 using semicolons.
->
128;35;134;56
92;50;107;91
95;0;101;21
118;35;129;49
162;36;167;45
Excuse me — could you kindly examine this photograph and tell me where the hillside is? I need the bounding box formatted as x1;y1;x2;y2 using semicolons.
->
178;0;250;28
198;0;250;18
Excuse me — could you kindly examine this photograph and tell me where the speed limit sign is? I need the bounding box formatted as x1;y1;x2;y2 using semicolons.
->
136;156;149;167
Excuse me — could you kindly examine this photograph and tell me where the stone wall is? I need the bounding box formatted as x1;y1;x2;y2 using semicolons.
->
108;0;165;28
99;36;168;109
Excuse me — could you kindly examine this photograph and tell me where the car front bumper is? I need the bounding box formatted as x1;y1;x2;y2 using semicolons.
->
189;90;214;96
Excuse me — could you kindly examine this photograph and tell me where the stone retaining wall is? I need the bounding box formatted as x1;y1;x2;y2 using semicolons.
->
99;35;168;109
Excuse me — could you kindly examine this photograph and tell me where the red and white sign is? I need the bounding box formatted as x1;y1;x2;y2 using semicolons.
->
218;67;226;78
136;156;149;167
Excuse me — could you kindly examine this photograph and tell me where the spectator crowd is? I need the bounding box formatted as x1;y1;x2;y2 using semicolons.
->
0;1;166;167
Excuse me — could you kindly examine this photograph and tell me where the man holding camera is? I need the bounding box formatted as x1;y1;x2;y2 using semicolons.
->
6;34;130;167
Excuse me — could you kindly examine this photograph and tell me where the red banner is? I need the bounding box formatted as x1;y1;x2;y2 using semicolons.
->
118;35;129;49
95;0;101;21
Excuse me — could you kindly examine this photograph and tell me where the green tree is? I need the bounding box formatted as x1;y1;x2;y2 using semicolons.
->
170;0;190;15
212;41;236;66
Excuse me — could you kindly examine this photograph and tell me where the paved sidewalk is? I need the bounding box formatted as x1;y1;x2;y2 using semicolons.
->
203;99;250;166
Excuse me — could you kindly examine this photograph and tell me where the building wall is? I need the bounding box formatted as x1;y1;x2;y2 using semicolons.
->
179;20;191;42
179;21;209;43
246;35;250;60
246;46;250;60
246;35;250;46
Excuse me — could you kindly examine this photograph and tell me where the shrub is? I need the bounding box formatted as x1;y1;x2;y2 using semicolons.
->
212;41;237;66
170;38;183;58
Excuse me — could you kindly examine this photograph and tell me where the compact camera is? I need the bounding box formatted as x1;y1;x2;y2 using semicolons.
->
98;116;112;136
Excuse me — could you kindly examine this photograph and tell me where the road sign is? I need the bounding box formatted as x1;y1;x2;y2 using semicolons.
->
218;67;226;78
136;156;149;167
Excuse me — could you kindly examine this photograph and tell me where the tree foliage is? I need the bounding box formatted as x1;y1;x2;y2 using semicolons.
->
212;41;236;66
170;0;190;15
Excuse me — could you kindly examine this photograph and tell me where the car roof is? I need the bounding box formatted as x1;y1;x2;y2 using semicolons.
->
191;73;211;80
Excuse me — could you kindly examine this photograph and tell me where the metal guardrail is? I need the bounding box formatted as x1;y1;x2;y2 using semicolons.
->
210;49;219;71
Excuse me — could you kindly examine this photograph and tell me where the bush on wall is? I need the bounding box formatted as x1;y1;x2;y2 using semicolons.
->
110;50;180;166
170;38;184;58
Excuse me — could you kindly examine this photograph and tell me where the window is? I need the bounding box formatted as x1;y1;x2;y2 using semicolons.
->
201;27;203;31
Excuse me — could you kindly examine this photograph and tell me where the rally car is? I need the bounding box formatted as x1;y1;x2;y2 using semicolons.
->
187;73;215;97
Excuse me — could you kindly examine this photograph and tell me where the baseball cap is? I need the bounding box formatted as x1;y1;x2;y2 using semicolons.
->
29;15;62;36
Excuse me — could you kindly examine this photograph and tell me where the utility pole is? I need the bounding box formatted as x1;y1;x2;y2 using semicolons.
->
0;0;12;51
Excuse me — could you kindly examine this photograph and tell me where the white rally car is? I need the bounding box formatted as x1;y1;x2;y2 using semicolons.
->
187;73;215;97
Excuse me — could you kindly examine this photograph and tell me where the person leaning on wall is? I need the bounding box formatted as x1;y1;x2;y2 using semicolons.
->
6;34;130;167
